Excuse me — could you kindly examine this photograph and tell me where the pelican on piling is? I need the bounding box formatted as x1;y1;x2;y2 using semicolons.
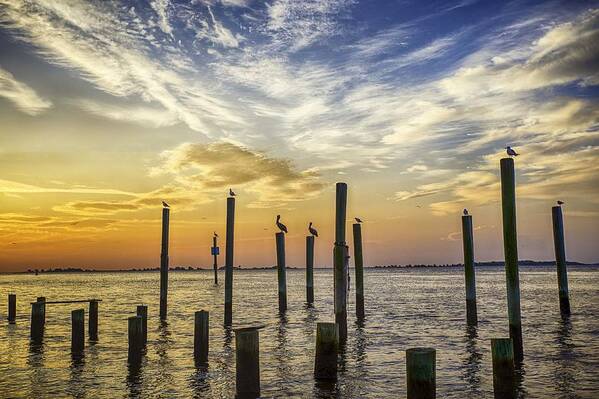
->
276;215;288;233
308;222;318;237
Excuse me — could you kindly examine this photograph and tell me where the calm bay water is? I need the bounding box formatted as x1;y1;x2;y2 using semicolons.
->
1;266;598;398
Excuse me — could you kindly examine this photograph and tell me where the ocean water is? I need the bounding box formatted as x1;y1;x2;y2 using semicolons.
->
1;266;598;398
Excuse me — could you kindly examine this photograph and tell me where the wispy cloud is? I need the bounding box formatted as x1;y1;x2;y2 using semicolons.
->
0;66;52;115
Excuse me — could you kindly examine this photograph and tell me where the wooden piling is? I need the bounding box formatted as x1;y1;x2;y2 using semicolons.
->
406;347;436;399
71;309;85;354
37;297;46;325
194;310;209;366
159;207;170;320
235;326;261;398
306;235;315;304
276;232;288;313
30;300;45;342
213;235;219;285
128;315;143;364
224;197;235;326
314;322;339;380
136;305;148;346
89;300;99;341
353;223;365;319
334;182;348;343
8;294;16;324
491;338;516;399
462;214;478;325
552;206;571;315
500;158;524;362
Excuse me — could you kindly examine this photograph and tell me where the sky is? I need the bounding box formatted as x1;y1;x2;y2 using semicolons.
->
0;0;598;271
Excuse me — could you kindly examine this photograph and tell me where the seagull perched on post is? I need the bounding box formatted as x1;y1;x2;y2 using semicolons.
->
229;188;236;197
308;222;318;237
214;232;218;238
355;217;363;223
162;201;170;208
463;209;469;216
276;215;288;233
557;200;564;206
506;146;519;157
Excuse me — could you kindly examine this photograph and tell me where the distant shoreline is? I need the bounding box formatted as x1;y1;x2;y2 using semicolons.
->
1;260;597;274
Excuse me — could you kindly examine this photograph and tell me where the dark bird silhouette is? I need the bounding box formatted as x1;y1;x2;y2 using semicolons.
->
162;201;170;208
229;188;236;197
355;217;363;223
308;222;318;237
506;146;519;157
557;200;564;205
276;215;288;233
463;209;469;215
214;232;218;238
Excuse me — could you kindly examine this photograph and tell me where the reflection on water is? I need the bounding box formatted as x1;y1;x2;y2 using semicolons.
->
1;266;599;398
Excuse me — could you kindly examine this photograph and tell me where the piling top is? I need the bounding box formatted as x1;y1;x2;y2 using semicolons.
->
406;347;436;355
233;324;266;333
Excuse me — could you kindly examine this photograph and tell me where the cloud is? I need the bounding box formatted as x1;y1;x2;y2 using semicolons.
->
0;66;52;115
74;99;178;128
0;179;137;196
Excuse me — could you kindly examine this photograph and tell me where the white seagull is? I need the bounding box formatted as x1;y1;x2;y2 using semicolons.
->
229;188;236;197
162;201;170;208
276;215;288;233
308;222;318;237
506;146;519;157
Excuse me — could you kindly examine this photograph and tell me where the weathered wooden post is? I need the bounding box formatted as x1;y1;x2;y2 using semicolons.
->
136;305;148;346
491;338;516;399
212;235;219;285
159;206;170;320
89;300;99;341
276;232;288;313
306;236;315;304
71;309;85;354
224;196;235;326
462;214;478;325
353;223;365;319
334;182;348;343
235;326;262;398
314;322;338;380
406;347;436;399
552;206;571;315
194;310;209;366
128;315;143;365
8;294;16;324
30;300;45;342
500;158;524;362
37;296;46;325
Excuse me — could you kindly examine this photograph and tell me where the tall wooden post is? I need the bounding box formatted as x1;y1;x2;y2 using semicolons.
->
71;309;85;354
500;158;523;362
306;236;315;304
224;197;235;326
136;305;148;346
194;310;209;366
235;326;261;398
37;297;46;325
159;207;170;320
353;223;365;319
491;338;516;399
462;214;478;325
276;232;287;313
314;322;339;379
334;183;348;343
128;316;143;365
406;347;436;399
8;294;16;324
30;300;45;342
212;235;219;285
89;300;99;341
552;206;571;315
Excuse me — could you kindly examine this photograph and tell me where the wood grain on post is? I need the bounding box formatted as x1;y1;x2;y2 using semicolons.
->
224;197;235;326
334;182;348;343
89;300;99;341
314;322;338;380
159;207;170;320
30;300;45;342
406;347;436;399
136;305;148;346
491;338;516;399
128;315;143;365
194;310;209;366
276;232;287;313
235;326;261;398
8;294;16;324
71;309;85;354
552;206;571;315
353;223;365;319
500;158;524;362
306;235;315;304
462;214;478;325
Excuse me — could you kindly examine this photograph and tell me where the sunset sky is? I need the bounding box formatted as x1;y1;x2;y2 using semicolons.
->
0;0;598;271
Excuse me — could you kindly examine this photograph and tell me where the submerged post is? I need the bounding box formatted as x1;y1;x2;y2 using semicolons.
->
159;206;170;320
194;310;209;366
276;232;288;313
212;235;219;285
30;300;45;342
71;309;85;354
136;305;148;346
334;182;348;343
128;315;143;365
462;214;478;325
224;197;235;326
500;158;523;362
552;206;570;315
8;294;16;324
306;235;315;304
314;322;339;380
406;347;436;399
491;338;516;399
89;300;99;341
353;223;365;319
235;326;261;398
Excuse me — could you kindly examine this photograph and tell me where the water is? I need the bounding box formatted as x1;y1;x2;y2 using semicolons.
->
1;266;598;398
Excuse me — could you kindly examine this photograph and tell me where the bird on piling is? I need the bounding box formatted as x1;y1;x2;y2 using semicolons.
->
214;232;218;238
506;146;519;157
229;188;236;197
162;201;170;208
355;217;363;223
463;209;469;215
557;200;564;206
276;215;288;233
308;222;318;237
